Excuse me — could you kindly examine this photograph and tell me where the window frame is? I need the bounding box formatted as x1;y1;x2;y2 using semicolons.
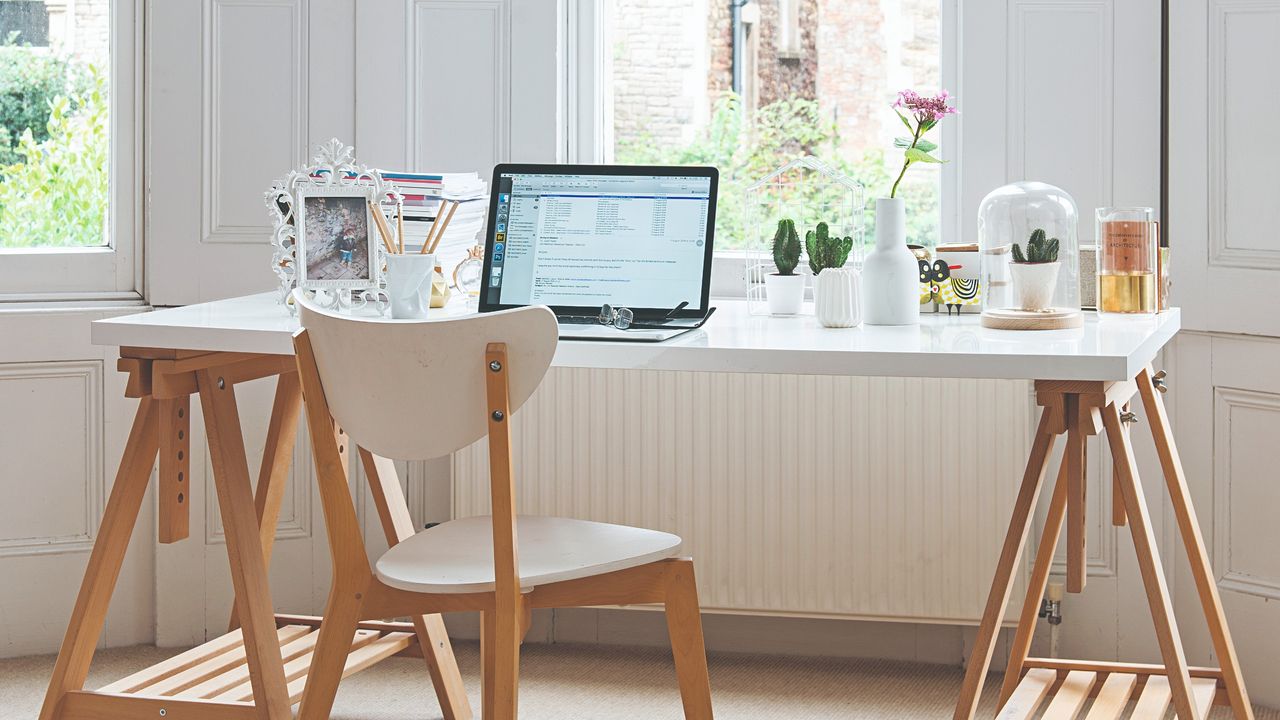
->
562;0;959;297
0;0;143;304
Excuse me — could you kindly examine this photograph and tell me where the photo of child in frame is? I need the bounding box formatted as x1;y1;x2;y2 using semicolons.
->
302;195;372;283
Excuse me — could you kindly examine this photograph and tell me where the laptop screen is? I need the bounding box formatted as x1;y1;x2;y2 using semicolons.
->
480;165;717;316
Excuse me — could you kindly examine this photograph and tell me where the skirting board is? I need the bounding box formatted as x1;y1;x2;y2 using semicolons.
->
442;608;1016;672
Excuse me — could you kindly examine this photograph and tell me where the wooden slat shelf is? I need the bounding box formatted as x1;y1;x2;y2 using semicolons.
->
999;661;1223;720
79;616;413;714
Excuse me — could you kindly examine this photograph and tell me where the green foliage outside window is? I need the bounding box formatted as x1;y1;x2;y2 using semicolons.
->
615;93;940;252
0;42;89;167
0;48;107;249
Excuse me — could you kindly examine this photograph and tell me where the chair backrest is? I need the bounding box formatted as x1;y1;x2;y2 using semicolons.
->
295;291;558;461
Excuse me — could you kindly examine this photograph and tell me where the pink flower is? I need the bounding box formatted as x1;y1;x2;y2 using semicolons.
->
894;89;958;124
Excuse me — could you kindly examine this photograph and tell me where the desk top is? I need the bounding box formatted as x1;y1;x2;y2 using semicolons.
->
91;293;1180;381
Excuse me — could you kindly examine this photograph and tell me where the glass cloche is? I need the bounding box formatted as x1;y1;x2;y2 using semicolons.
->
977;181;1083;330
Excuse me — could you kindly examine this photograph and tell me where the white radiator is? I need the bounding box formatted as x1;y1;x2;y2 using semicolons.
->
454;368;1033;624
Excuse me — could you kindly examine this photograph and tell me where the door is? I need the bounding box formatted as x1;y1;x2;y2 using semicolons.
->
146;0;562;646
1168;0;1280;707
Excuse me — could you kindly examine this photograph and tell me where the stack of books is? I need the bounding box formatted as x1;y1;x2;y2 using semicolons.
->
384;172;488;273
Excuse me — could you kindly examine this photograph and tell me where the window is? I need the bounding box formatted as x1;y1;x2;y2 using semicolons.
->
0;0;135;300
598;0;945;254
0;0;108;250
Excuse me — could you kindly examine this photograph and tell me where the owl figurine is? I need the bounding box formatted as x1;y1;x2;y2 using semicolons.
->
919;258;947;306
934;246;982;315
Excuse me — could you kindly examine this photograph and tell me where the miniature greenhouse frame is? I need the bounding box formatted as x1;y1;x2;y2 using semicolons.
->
743;156;866;315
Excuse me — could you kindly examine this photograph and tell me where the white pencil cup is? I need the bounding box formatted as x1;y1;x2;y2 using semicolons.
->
385;253;435;320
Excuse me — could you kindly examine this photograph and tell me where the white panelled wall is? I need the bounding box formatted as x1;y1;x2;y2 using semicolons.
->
1169;0;1280;708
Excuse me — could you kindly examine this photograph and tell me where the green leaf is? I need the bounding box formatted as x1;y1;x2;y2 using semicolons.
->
904;148;944;164
895;137;939;153
894;108;914;132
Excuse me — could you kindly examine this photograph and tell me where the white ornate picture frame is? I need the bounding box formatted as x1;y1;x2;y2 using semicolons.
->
295;184;379;291
265;138;400;311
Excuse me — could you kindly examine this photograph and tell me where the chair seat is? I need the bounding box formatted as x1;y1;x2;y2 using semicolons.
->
375;515;683;594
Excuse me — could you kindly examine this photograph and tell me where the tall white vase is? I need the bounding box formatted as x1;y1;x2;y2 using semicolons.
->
862;197;920;325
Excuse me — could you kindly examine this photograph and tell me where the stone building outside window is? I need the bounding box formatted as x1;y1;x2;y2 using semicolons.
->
606;0;943;251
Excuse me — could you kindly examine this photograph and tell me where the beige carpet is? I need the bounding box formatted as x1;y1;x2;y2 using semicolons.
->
2;641;1273;719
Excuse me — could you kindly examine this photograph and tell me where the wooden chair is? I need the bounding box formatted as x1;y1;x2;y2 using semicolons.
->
291;293;714;719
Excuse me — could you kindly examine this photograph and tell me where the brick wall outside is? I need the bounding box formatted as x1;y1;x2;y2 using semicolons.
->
73;0;110;71
612;0;941;164
43;0;110;71
611;0;712;150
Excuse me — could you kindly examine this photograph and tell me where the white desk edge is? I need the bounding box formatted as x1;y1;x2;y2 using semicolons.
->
91;293;1180;382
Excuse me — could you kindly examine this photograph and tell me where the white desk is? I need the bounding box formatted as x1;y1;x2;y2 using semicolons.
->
92;292;1180;381
45;293;1247;720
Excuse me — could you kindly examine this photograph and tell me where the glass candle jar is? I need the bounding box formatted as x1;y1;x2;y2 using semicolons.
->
1095;207;1157;314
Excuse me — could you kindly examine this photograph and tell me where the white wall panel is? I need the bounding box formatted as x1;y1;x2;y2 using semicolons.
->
455;369;1034;624
1009;1;1113;242
1171;0;1280;335
0;363;102;557
1209;1;1280;270
202;0;307;245
0;309;152;659
1213;387;1280;600
408;1;509;174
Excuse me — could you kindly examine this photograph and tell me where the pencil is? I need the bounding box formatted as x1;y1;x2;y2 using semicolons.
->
420;200;444;254
368;201;396;254
427;200;459;255
396;201;406;254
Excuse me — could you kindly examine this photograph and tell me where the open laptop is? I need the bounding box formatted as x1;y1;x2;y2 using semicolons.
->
478;164;718;341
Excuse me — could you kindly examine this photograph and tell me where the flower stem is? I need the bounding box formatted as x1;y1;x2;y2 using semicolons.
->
890;122;923;199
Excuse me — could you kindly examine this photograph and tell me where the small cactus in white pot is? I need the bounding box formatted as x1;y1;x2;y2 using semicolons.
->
764;219;806;315
1009;228;1061;311
806;222;860;327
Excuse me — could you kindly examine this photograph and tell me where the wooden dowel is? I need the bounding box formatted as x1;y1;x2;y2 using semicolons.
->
427;201;459;255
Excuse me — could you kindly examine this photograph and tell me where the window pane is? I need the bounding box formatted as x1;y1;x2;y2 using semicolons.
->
606;0;942;252
0;0;110;249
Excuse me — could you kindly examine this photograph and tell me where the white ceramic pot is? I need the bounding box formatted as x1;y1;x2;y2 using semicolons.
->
764;273;806;315
1009;261;1060;311
862;198;920;325
814;267;862;328
385;253;435;319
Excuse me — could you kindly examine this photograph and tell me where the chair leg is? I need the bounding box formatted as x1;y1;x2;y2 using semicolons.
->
664;559;714;720
297;586;364;720
481;607;522;720
480;611;497;720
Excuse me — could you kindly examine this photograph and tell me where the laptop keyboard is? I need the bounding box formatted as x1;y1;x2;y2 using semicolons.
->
557;315;598;325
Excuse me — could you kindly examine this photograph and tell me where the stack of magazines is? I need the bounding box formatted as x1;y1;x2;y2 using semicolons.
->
383;171;489;273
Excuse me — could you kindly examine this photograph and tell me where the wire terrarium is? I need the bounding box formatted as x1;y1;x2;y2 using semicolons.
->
744;156;865;316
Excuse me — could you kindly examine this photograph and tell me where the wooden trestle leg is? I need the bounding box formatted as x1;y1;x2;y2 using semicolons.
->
39;398;160;720
1137;367;1254;719
953;412;1060;719
197;369;293;718
957;369;1255;720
